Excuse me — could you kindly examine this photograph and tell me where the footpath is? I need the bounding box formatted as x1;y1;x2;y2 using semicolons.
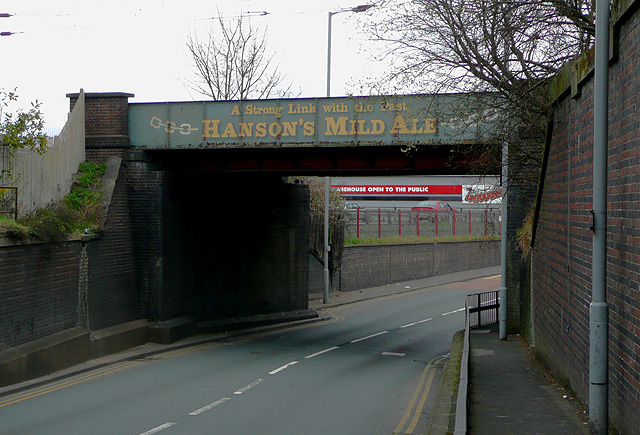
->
468;323;588;434
1;266;588;434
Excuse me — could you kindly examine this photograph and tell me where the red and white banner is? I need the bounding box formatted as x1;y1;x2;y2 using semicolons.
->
333;185;462;195
462;185;502;204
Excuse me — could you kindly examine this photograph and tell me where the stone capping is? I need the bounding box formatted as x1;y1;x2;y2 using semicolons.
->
548;0;639;104
0;234;93;248
66;92;135;99
100;155;122;223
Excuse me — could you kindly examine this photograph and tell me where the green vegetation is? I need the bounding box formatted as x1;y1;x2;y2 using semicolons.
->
64;162;106;210
345;234;500;245
1;88;49;182
0;161;106;242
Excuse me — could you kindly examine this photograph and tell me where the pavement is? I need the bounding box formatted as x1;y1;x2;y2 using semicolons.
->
468;323;589;435
1;265;589;435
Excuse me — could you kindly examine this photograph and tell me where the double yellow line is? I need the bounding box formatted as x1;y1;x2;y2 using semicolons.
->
0;342;221;409
0;361;141;409
394;355;447;434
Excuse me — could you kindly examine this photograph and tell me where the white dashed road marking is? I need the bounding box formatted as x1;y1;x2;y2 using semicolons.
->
189;398;231;415
140;422;176;435
350;331;389;343
234;379;264;395
269;361;299;375
305;346;340;359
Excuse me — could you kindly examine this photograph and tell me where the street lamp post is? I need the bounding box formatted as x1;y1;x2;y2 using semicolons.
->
323;4;372;304
326;5;372;98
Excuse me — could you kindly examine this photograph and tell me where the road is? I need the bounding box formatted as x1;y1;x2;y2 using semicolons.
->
0;275;499;435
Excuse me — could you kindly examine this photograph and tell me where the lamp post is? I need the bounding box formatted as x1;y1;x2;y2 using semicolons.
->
323;4;372;304
326;4;372;98
590;0;610;432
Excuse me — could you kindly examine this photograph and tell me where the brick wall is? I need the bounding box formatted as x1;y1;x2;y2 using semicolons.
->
341;240;500;291
532;0;640;431
123;154;167;320
86;160;139;330
0;242;81;349
68;92;134;163
0;158;142;346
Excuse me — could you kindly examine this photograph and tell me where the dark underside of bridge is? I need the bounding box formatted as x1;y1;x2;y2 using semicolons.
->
129;142;495;324
146;143;493;175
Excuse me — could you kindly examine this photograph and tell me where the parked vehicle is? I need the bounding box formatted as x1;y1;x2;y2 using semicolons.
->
411;201;454;212
345;202;363;210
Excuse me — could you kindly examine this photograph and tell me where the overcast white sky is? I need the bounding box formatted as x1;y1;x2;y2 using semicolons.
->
2;1;388;132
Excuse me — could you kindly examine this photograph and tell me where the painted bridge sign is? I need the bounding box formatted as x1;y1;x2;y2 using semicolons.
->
129;93;502;149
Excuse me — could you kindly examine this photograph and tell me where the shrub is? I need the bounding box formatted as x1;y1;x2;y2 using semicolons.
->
0;161;107;243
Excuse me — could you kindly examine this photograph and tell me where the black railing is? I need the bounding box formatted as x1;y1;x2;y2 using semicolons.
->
455;290;501;434
466;290;500;328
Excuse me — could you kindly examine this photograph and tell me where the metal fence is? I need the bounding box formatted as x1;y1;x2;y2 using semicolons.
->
455;290;501;434
0;90;85;217
466;290;500;328
344;208;500;239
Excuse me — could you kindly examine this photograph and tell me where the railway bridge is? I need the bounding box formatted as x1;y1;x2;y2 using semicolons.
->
70;91;502;325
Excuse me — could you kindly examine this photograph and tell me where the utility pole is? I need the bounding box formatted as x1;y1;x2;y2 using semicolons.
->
499;143;508;340
590;0;610;432
323;4;372;304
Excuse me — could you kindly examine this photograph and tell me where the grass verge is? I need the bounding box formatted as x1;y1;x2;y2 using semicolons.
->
345;235;500;245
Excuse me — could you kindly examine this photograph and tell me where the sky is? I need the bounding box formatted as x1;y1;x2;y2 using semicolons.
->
2;1;388;133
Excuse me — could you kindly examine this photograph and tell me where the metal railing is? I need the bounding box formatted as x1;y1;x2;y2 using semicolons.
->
467;290;500;328
345;208;500;239
455;290;501;434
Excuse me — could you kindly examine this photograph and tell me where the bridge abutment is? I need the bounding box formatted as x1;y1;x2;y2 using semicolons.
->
69;92;311;324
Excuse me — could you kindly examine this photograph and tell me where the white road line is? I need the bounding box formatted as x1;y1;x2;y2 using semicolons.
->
269;361;298;375
140;422;176;435
305;346;340;359
381;352;406;357
350;331;389;343
442;308;465;316
401;318;433;328
189;398;231;415
234;379;264;395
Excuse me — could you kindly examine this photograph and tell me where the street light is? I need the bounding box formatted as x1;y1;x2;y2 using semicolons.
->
323;4;372;305
326;4;373;97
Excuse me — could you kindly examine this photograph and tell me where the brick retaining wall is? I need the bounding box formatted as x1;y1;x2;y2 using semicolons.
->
340;240;500;291
532;0;640;432
0;241;81;349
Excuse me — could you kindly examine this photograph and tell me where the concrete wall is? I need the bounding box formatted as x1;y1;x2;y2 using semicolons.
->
531;0;640;432
340;240;500;291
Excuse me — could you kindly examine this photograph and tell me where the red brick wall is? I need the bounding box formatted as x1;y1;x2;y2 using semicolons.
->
68;92;133;160
532;1;640;432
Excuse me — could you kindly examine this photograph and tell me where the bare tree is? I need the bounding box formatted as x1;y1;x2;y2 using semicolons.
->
186;14;290;100
358;0;595;176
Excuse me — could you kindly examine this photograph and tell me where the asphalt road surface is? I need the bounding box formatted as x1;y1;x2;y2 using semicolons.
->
0;275;499;435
